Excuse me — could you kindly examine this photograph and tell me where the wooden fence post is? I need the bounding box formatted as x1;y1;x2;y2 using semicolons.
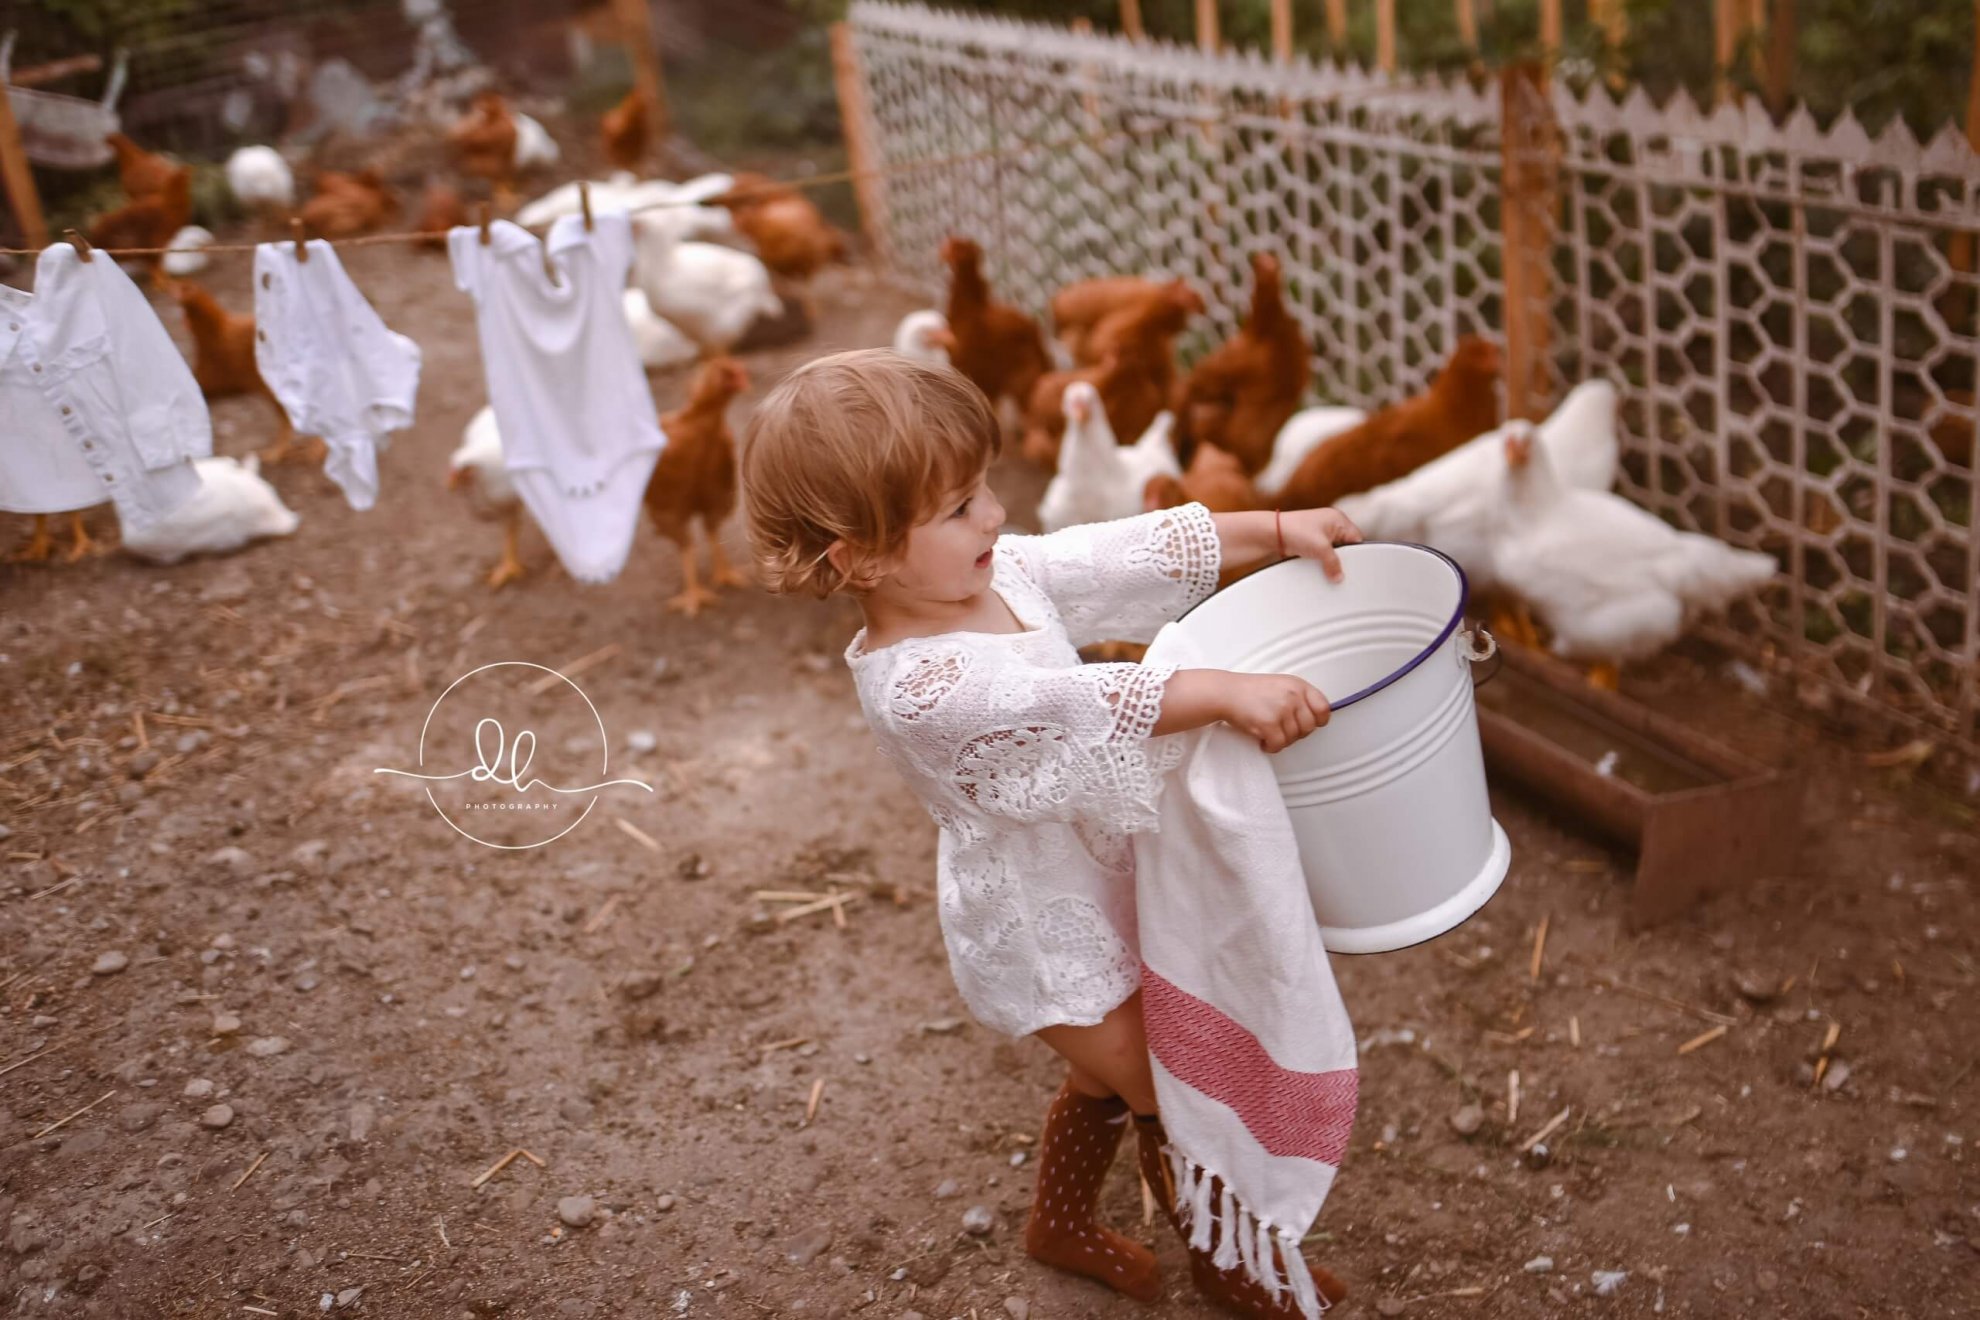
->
1540;0;1562;63
1455;0;1479;55
830;22;888;268
1763;0;1796;115
1120;0;1144;41
1196;0;1219;52
1499;61;1559;422
1325;0;1348;55
1271;0;1293;62
1376;0;1397;73
0;78;47;250
610;0;670;152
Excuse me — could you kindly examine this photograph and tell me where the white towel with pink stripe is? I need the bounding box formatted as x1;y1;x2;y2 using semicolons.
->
1135;621;1360;1318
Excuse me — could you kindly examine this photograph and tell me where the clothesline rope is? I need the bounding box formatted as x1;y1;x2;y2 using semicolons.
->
0;121;1163;260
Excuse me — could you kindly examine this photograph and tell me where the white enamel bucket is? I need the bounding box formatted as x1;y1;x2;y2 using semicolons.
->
1174;542;1509;953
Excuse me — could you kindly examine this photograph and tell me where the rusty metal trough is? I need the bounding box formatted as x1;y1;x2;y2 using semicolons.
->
1475;646;1805;927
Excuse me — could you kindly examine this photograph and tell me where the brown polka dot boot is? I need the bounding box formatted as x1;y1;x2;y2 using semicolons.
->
1134;1112;1349;1316
1021;1084;1162;1302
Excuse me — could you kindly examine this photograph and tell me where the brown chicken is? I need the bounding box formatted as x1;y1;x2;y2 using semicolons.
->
449;92;519;206
412;180;469;250
1143;443;1265;588
299;169;399;240
941;235;1051;420
173;281;315;465
601;89;650;173
645;358;752;617
715;172;848;287
1173;251;1310;475
104;132;183;202
88;166;192;287
1022;280;1203;470
1275;336;1504;512
1050;275;1163;365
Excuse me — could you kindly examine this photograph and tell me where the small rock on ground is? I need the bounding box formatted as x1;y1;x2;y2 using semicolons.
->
961;1205;995;1236
201;1104;235;1129
557;1195;596;1228
246;1036;290;1057
91;951;129;976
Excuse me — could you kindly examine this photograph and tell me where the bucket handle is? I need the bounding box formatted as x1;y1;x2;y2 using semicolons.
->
1460;625;1502;690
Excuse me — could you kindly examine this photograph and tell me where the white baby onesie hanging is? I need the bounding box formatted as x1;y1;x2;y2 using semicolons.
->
0;242;210;533
253;238;422;512
448;211;666;584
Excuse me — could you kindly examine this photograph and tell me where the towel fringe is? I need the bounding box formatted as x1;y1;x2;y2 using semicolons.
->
1212;1183;1240;1270
1281;1226;1327;1315
1160;1145;1328;1320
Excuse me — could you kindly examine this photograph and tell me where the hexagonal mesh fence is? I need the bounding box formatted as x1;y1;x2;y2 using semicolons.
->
844;1;1980;757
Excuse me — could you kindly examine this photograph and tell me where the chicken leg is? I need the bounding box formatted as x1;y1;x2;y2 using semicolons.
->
666;538;719;617
1488;598;1544;651
487;508;526;589
62;511;101;561
707;534;750;590
9;515;53;563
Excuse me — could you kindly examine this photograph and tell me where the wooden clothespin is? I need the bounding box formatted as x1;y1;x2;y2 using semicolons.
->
479;203;493;247
63;229;93;263
578;180;594;232
290;217;308;263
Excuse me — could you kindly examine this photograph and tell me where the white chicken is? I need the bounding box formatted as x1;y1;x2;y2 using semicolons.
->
120;456;299;564
1490;425;1776;686
162;226;215;277
893;310;956;365
512;112;560;171
1037;382;1182;533
446;406;526;588
224;145;294;212
630;212;780;356
1336;379;1623;592
1253;406;1367;499
622;289;699;369
515;173;734;230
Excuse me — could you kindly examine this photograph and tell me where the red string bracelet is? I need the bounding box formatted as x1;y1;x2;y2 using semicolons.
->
1275;507;1286;560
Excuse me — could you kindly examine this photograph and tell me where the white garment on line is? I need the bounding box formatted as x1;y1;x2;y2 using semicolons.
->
844;503;1223;1038
253;238;422;512
448;211;665;584
0;243;210;533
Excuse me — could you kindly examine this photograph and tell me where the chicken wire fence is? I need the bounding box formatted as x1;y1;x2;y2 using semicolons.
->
843;0;1980;758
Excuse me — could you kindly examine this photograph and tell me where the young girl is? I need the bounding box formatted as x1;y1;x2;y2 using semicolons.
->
742;350;1361;1315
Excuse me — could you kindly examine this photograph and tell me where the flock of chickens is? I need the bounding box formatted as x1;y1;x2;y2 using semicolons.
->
893;240;1777;685
37;96;1776;680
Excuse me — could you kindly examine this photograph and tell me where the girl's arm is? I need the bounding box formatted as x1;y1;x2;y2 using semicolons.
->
1155;668;1330;753
1211;507;1365;582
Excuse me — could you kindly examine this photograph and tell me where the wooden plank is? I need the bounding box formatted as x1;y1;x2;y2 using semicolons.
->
1121;0;1144;41
0;76;49;249
1270;0;1292;62
1498;62;1557;422
1540;0;1563;61
1376;0;1396;72
1455;0;1479;53
1325;0;1348;52
1195;0;1219;53
1764;0;1797;115
11;55;103;89
610;0;670;151
829;22;889;267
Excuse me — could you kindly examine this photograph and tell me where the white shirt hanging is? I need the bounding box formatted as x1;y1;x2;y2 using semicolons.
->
448;212;666;584
0;243;210;532
253;238;422;512
844;503;1223;1037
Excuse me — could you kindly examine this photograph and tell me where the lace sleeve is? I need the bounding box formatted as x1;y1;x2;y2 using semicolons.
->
880;642;1182;834
1001;502;1222;647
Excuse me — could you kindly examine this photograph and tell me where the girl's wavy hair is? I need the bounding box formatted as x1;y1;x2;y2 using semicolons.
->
742;348;1002;598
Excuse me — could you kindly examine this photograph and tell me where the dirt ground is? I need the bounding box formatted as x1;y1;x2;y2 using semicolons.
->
1;231;1976;1320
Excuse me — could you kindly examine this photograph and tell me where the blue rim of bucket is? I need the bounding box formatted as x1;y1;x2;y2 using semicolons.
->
1175;541;1471;713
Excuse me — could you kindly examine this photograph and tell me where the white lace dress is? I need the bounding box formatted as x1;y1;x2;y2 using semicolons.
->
845;502;1223;1037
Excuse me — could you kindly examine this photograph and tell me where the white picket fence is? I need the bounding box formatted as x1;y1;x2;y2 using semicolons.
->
842;1;1980;757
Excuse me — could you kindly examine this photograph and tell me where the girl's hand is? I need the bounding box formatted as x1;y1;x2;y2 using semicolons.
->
1219;672;1332;753
1278;507;1365;582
